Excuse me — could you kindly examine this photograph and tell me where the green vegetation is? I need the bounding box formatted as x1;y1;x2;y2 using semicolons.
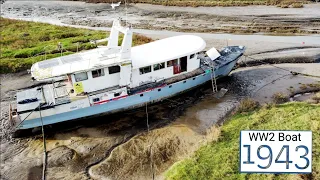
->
84;0;310;7
0;18;152;73
166;102;320;179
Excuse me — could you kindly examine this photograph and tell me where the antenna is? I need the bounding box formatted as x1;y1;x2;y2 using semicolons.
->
125;0;128;26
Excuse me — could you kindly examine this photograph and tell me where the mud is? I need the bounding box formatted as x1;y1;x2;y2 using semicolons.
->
0;78;239;180
2;1;320;35
1;1;320;180
2;63;319;180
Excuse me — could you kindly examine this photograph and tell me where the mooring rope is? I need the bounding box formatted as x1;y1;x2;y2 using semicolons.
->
145;101;155;179
11;90;42;133
39;100;47;180
37;86;47;180
243;55;320;97
244;55;320;79
146;102;150;133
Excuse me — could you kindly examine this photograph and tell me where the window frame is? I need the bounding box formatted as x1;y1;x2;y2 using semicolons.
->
139;66;152;75
91;68;105;78
167;59;178;67
74;72;88;82
153;62;165;71
108;66;121;74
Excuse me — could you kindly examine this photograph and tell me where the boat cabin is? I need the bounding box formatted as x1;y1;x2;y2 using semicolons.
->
130;35;206;87
29;19;206;98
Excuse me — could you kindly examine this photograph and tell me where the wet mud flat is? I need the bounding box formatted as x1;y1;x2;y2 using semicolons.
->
2;1;320;35
1;75;240;179
1;62;320;180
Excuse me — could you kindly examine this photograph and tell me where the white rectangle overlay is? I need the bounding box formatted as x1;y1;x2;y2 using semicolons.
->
240;130;312;173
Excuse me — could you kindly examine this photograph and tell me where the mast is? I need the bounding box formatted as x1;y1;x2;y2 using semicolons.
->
107;18;133;60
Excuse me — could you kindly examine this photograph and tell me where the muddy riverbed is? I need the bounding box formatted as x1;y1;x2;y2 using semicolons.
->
1;63;320;180
1;1;320;180
2;1;320;35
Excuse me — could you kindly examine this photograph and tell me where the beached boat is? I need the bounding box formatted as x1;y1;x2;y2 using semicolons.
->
9;19;245;133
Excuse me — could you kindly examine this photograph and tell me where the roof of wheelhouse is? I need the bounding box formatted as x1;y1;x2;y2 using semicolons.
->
131;35;206;69
31;35;206;80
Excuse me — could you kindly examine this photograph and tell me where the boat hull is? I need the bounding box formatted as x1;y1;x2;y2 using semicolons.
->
15;58;238;131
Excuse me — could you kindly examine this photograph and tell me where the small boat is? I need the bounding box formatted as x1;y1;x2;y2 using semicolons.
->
9;19;245;133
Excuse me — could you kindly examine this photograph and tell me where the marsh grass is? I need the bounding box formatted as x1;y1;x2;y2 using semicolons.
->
0;18;152;73
166;102;320;179
237;98;260;113
312;93;320;103
272;92;289;104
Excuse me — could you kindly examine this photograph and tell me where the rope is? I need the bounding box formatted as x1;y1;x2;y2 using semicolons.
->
149;139;155;180
243;55;320;97
146;102;149;132
252;74;292;97
244;55;320;79
145;101;154;179
39;100;47;180
11;90;42;132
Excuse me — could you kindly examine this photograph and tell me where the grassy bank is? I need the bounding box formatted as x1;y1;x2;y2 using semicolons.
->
82;0;309;7
0;18;152;73
166;102;320;179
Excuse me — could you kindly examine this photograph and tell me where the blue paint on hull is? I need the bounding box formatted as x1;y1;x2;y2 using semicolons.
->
17;59;238;130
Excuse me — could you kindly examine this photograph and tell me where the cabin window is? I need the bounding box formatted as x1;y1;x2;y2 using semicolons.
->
190;54;195;59
114;92;121;97
153;62;165;71
74;72;88;82
92;69;105;78
167;59;178;67
108;66;121;74
139;66;151;75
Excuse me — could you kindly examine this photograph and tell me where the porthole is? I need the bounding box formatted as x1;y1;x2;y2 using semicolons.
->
158;89;161;92
193;77;196;80
169;85;172;88
93;98;100;102
183;81;186;83
140;94;144;97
